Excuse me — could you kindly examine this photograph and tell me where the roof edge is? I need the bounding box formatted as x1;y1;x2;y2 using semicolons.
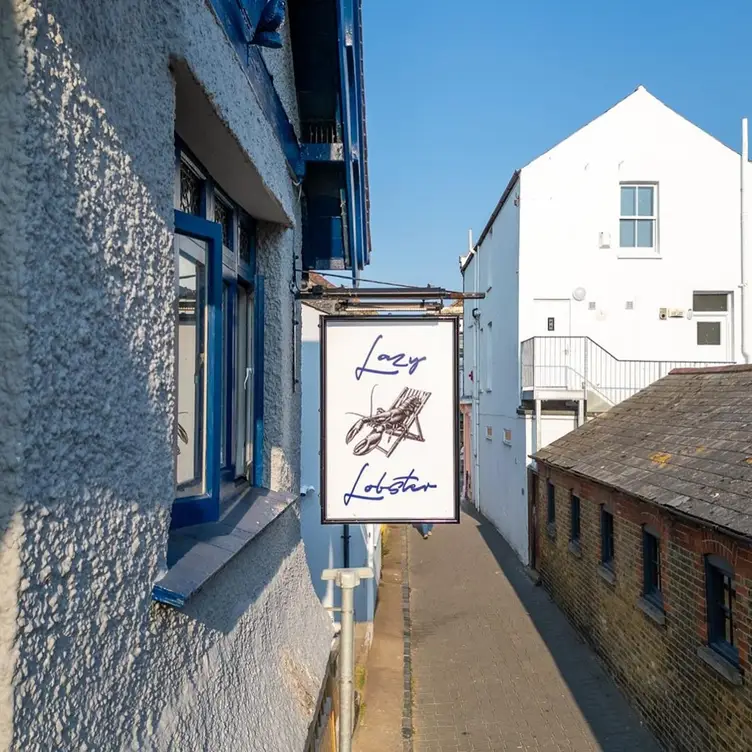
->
669;364;752;375
532;458;752;544
474;170;520;251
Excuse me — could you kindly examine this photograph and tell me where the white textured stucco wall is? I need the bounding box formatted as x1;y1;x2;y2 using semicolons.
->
0;1;332;749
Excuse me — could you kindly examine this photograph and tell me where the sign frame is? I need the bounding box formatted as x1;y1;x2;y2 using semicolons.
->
320;315;460;525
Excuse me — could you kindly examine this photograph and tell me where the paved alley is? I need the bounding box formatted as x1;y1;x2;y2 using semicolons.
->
408;506;661;752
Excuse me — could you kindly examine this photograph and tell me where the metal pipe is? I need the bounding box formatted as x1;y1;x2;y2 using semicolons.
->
742;118;750;364
321;568;374;752
471;230;481;513
339;580;354;751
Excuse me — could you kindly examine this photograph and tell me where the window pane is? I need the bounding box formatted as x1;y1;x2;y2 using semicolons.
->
636;220;653;248
620;220;635;247
221;283;230;469
239;218;255;266
179;163;202;216
637;186;654;217
620;186;636;216
235;286;254;478
693;293;728;312
697;321;721;346
215;199;232;249
176;249;207;496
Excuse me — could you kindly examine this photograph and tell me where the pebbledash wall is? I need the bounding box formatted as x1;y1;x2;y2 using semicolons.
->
0;1;333;749
536;466;752;752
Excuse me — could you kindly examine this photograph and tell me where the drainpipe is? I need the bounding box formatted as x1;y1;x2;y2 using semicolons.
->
742;118;750;364
470;230;481;513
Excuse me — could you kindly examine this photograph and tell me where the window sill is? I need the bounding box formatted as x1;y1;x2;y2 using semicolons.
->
616;251;661;260
546;522;556;540
637;596;666;626
568;540;582;558
152;485;297;608
697;645;743;687
597;564;616;586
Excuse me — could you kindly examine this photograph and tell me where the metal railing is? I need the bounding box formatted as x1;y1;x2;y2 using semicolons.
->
520;336;732;408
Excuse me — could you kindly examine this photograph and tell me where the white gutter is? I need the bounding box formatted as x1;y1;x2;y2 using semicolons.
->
742;118;750;364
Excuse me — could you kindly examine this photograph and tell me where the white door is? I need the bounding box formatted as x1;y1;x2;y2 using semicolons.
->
693;292;732;362
532;299;573;388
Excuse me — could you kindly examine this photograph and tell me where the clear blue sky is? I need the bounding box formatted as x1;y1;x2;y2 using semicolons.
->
360;0;752;291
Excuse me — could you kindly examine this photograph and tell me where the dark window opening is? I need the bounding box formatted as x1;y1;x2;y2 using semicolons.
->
547;482;556;526
642;529;662;607
570;493;580;543
600;507;614;571
706;555;738;665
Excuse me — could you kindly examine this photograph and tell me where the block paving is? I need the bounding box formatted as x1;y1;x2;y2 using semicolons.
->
408;506;662;752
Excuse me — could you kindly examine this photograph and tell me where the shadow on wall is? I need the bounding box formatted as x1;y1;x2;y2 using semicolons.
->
463;503;658;750
2;3;306;749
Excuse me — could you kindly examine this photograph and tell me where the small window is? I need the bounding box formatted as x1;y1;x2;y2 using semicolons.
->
214;195;233;250
620;184;656;250
693;293;728;312
600;507;614;570
697;321;721;346
570;493;580;543
642;528;662;607
705;555;738;665
547;482;556;525
179;161;203;216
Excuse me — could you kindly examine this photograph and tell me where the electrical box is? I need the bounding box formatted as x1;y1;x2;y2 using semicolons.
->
668;308;684;318
659;307;668;320
598;232;611;249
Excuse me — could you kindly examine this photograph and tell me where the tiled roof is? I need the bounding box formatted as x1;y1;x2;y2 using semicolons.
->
533;365;752;538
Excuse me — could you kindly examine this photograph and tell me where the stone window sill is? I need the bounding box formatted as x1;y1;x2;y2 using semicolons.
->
637;596;666;627
597;564;616;586
152;485;297;608
546;522;556;540
697;645;743;687
568;540;582;558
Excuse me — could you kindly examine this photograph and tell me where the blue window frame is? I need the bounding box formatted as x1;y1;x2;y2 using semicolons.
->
642;527;662;608
570;493;580;543
172;144;264;529
600;507;615;571
705;554;738;665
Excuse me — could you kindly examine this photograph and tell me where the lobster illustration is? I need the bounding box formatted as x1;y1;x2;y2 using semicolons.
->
345;386;431;457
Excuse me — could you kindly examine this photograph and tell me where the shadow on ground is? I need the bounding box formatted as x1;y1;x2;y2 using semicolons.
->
461;502;660;751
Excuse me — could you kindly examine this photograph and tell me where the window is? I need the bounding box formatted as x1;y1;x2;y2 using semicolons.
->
705;555;738;664
600;507;614;570
485;322;493;391
620;185;656;250
693;293;728;312
697;322;721;346
547;482;556;526
642;528;662;607
172;147;264;529
570;493;580;543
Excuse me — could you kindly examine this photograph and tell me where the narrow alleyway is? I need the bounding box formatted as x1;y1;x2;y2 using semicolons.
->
408;505;661;752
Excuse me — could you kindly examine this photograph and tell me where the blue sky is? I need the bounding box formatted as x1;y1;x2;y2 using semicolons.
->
360;0;752;291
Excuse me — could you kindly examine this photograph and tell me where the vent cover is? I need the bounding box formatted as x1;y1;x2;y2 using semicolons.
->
626;301;634;310
588;302;596;310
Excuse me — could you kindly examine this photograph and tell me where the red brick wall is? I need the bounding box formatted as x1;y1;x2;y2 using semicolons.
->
536;464;752;751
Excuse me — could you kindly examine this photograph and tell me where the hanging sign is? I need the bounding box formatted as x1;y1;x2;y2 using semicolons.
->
321;316;460;524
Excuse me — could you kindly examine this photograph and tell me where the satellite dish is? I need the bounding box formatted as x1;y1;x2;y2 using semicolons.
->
572;287;587;302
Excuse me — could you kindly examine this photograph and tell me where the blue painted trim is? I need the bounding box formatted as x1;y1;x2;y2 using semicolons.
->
172;210;224;529
152;585;187;609
252;274;265;487
335;0;356;280
209;0;304;179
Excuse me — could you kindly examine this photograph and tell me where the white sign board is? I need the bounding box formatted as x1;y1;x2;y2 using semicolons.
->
321;316;459;524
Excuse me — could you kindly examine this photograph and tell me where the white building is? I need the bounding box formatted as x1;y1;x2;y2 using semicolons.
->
462;86;748;565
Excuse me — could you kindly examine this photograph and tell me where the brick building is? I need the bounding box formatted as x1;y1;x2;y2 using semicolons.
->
532;365;752;752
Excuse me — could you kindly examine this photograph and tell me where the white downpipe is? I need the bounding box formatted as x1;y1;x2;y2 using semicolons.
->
742;118;750;364
471;230;481;513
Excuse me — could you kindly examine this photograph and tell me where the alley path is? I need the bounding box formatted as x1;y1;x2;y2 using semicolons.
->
408;506;661;752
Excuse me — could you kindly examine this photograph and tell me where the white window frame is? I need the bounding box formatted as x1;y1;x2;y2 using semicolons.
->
618;183;659;258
